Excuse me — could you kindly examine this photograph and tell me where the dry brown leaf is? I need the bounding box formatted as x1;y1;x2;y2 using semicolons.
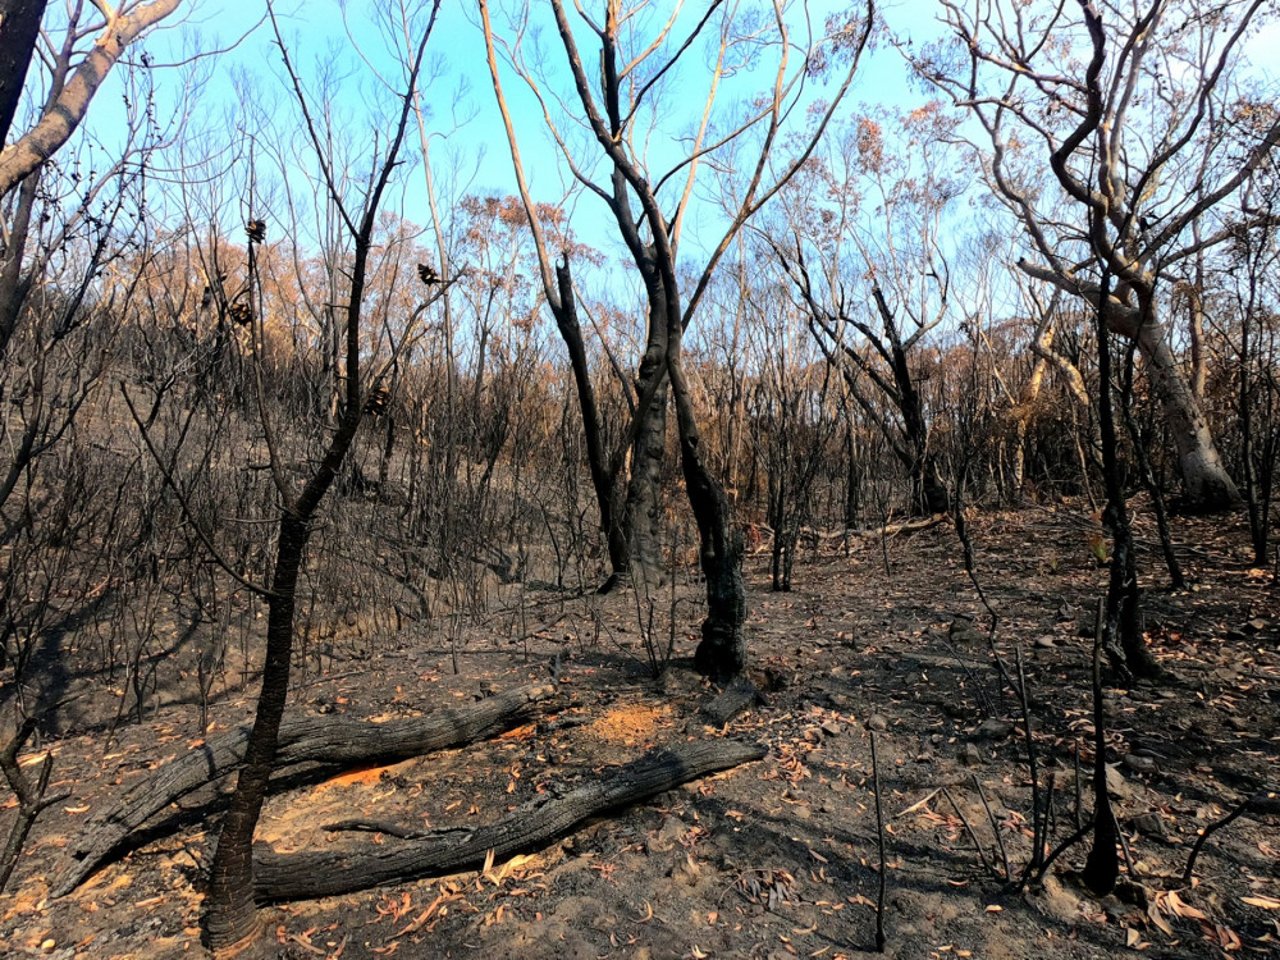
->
1164;890;1207;921
1147;902;1174;937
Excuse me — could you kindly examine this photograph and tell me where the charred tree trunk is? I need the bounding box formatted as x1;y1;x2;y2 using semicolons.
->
205;512;309;950
53;683;553;897
1095;274;1157;682
0;0;47;149
911;454;950;518
550;257;630;585
1082;601;1119;895
843;413;862;529
767;464;794;592
878;288;948;517
1121;342;1184;589
203;15;437;949
1235;229;1277;566
669;337;746;679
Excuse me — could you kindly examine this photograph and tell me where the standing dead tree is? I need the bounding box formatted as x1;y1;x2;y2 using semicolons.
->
482;0;872;677
913;0;1280;510
168;5;446;951
770;111;957;516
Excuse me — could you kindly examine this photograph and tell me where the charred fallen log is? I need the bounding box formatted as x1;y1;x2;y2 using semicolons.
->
52;683;556;897
253;738;766;902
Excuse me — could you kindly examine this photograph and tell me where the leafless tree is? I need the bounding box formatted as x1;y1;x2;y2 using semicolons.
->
912;0;1280;510
482;0;872;676
772;110;956;515
174;4;444;949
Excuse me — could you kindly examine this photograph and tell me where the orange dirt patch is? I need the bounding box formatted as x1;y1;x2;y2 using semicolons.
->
584;703;672;746
312;763;399;793
497;721;538;741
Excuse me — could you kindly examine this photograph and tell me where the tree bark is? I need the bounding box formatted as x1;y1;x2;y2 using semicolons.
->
0;0;182;199
51;683;554;898
1017;259;1239;510
205;515;308;951
701;676;764;726
252;739;765;902
625;290;671;586
1095;273;1158;681
886;326;948;515
1137;315;1239;511
551;257;630;583
0;0;48;148
204;13;438;947
670;345;746;679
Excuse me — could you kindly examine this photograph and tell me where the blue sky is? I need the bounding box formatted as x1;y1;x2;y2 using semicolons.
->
101;1;924;255
31;0;1280;309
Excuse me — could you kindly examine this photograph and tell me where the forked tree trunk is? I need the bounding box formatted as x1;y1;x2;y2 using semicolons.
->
887;330;949;516
0;0;183;199
1010;350;1052;494
1018;261;1239;511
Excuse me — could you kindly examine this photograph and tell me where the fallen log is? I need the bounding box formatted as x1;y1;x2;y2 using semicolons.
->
253;737;766;902
701;676;765;727
799;514;948;542
52;683;555;897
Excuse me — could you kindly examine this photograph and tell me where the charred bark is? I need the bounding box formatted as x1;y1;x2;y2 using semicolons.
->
252;739;765;902
880;294;948;516
203;14;439;949
1095;271;1158;681
1082;602;1119;895
205;513;310;950
671;350;746;680
701;676;764;726
551;256;630;583
625;287;671;587
51;683;554;898
0;0;48;149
